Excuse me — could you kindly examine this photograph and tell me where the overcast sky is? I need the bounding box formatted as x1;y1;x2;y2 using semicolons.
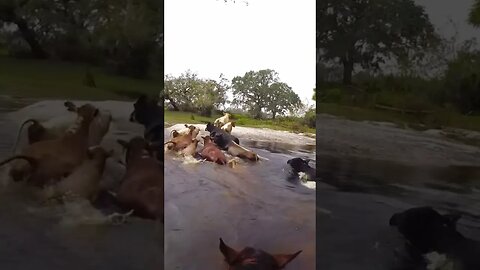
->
416;0;479;41
164;0;315;106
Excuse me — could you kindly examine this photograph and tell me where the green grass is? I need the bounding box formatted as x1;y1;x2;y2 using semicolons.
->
165;111;315;134
0;56;161;100
318;102;480;132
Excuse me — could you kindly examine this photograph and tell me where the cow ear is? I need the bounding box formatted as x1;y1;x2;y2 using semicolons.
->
117;139;128;149
272;250;302;268
219;238;239;265
64;101;77;112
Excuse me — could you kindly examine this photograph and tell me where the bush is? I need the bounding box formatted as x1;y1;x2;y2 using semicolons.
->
444;50;480;114
320;88;343;103
303;108;316;128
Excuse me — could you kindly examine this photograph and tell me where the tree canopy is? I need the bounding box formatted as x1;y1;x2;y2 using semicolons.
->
231;69;301;119
164;71;228;116
469;0;480;27
317;0;439;85
0;0;163;78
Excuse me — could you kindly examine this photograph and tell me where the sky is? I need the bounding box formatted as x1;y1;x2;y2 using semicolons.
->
164;0;316;106
416;0;479;42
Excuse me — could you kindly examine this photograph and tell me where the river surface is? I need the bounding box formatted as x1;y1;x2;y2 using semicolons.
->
0;97;162;270
164;127;316;269
316;117;480;270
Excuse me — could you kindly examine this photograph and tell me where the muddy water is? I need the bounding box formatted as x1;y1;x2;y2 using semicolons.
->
0;98;162;270
164;129;316;269
316;129;480;269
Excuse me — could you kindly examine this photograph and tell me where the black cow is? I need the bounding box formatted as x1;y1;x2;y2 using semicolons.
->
390;206;480;270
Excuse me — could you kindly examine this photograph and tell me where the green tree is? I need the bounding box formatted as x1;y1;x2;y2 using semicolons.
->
231;69;301;119
313;88;316;101
0;0;47;58
164;71;227;116
444;50;480;114
0;0;162;78
469;0;480;27
317;0;439;85
265;82;301;119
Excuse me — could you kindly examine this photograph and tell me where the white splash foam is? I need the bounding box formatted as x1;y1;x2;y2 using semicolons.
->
299;172;316;189
424;252;454;270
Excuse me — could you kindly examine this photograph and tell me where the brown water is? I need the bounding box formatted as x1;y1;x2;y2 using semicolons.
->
0;97;162;270
164;130;316;269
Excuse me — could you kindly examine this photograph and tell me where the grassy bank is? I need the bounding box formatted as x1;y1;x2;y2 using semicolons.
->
165;111;316;134
0;56;161;100
318;102;480;132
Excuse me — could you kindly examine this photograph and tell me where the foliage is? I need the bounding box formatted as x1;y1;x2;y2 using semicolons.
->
164;71;228;116
0;0;162;78
469;0;480;27
302;108;316;128
444;50;480;114
231;69;301;119
317;0;439;84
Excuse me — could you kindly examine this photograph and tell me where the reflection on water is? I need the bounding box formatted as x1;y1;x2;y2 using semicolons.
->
164;130;316;269
0;99;162;270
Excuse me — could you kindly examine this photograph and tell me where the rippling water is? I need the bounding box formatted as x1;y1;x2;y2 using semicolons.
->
0;98;162;270
316;145;480;270
164;129;316;269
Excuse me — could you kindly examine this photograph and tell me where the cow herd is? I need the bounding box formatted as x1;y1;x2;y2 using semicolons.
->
0;96;163;222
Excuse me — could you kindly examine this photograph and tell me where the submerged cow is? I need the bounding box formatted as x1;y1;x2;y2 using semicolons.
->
11;101;111;153
116;137;163;221
390;206;480;270
199;136;227;165
44;146;114;202
129;94;163;160
206;122;239;147
0;103;100;187
219;238;302;270
287;158;316;182
165;125;200;152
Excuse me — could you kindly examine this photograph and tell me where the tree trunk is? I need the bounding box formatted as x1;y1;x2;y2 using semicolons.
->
14;17;47;59
272;111;276;119
342;59;353;85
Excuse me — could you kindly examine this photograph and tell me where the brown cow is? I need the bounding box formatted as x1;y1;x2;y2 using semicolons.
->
219;238;302;270
43;146;114;202
116;137;163;221
0;103;99;187
180;138;199;157
199;136;227;165
164;125;199;152
11;101;112;153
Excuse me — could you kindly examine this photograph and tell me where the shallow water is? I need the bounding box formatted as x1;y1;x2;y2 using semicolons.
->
164;129;316;269
0;98;162;270
316;125;480;270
